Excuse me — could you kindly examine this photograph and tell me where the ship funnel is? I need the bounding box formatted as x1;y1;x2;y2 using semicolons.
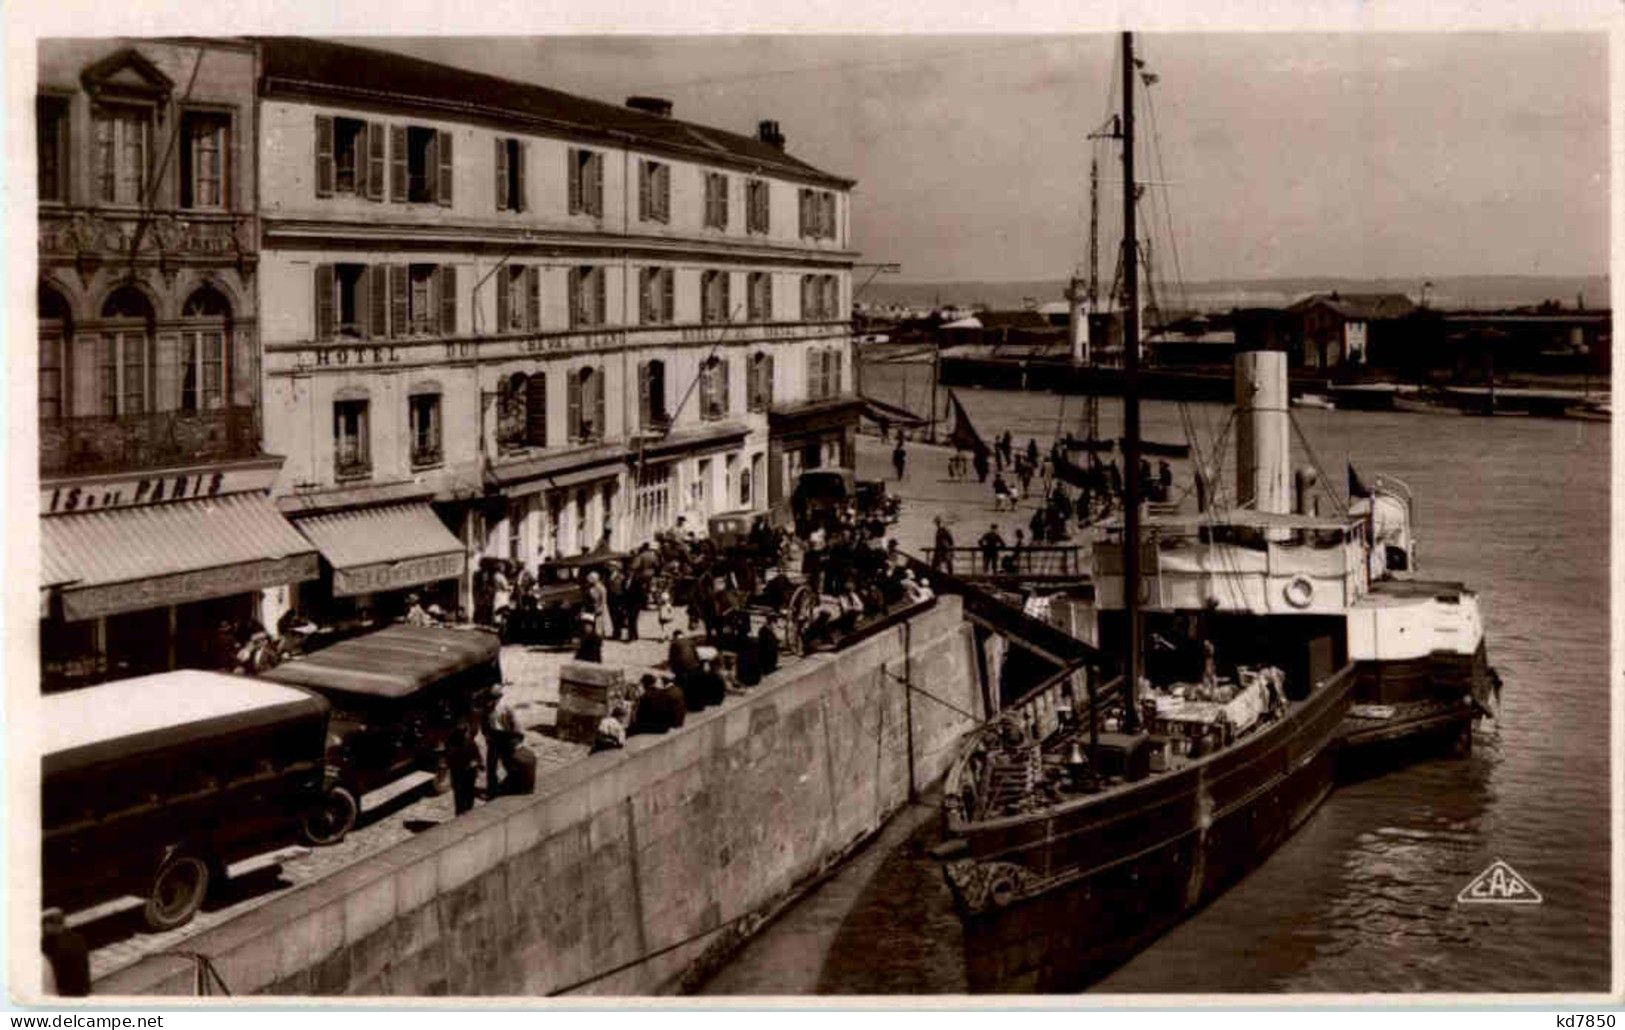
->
1235;349;1291;514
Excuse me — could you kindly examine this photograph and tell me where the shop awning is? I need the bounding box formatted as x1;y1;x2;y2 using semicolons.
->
292;502;465;597
41;493;320;622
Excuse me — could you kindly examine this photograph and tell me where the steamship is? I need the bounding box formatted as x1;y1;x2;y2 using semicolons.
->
937;33;1498;993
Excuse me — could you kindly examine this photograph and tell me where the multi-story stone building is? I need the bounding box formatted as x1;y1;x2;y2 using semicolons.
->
255;38;859;620
36;39;319;690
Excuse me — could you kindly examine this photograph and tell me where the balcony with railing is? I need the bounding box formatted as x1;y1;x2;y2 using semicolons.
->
40;406;260;477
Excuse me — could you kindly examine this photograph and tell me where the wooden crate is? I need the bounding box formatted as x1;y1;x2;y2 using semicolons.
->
557;662;627;745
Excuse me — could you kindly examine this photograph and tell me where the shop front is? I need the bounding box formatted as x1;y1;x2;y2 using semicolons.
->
39;464;320;692
766;397;863;516
288;501;467;623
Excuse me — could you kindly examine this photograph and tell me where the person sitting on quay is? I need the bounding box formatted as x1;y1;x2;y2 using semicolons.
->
667;627;702;687
574;612;604;663
758;615;782;676
591;701;631;753
447;710;483;815
684;647;728;711
630;673;686;735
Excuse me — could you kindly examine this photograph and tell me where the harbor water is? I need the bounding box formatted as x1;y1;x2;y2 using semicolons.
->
730;369;1611;994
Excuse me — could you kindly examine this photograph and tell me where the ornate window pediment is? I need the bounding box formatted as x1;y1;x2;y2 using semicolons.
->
80;48;173;103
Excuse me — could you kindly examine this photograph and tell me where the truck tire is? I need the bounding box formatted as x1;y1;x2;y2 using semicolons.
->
299;785;359;846
144;851;211;932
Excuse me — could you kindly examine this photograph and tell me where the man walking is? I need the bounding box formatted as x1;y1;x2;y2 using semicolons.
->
892;435;908;481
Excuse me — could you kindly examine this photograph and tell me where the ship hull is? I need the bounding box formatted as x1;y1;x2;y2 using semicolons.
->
944;664;1357;993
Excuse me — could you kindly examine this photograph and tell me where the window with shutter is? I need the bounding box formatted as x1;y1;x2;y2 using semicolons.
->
718;358;731;415
314;263;335;340
315;116;334;197
567;368;582;440
514;142;527;212
832;348;844;395
588;152;603;217
567;148;580;214
369;265;388;337
593;266;606;325
437;130;453;206
593;367;606;439
440;264;457;334
389;265;408;339
526;372;548;447
389;125;407;201
366;122;385;201
637;360;650;427
568;267;581;327
495;138;509;211
805;349;818;401
495;264;511;330
525;265;541;330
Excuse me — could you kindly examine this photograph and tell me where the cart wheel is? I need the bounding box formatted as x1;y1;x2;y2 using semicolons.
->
144;850;212;931
299;785;359;847
786;585;816;654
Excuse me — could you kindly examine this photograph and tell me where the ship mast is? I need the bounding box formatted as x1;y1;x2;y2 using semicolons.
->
1120;30;1144;732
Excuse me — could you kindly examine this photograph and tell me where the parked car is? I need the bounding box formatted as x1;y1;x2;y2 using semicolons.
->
42;671;332;931
260;624;503;843
791;468;856;536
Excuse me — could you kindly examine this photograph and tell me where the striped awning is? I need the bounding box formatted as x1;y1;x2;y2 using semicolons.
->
292;502;465;597
42;493;320;622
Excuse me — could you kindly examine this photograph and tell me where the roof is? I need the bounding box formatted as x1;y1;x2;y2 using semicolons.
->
262;624;500;699
1287;292;1417;321
43;672;326;776
257;37;855;189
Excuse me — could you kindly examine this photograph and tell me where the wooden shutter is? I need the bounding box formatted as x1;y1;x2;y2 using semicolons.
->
833;348;843;395
314;263;335;339
389;264;407;339
800;276;811;320
526;373;547;446
587;152;602;217
593;267;606;325
437;130;453;206
439;264;457;334
720;272;731;321
719;176;729;229
389;125;407;201
719;358;731;414
593;366;606;439
657;165;669;221
567;267;580;327
763;353;775;406
567;369;582;440
366;122;385;201
661;268;674;323
514;143;527;212
495;138;509;211
495;265;511;331
525;265;541;331
368;265;388;337
638;162;649;221
567;149;580;215
637;361;650;427
315;116;335;197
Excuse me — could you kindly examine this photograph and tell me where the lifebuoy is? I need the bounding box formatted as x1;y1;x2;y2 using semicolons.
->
1283;576;1313;609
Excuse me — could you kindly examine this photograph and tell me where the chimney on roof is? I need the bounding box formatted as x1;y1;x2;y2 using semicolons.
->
757;120;785;150
626;96;673;118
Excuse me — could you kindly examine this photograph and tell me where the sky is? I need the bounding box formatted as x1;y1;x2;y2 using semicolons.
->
358;33;1610;286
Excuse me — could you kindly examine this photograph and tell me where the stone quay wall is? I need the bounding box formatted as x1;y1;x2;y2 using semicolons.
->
99;596;982;997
